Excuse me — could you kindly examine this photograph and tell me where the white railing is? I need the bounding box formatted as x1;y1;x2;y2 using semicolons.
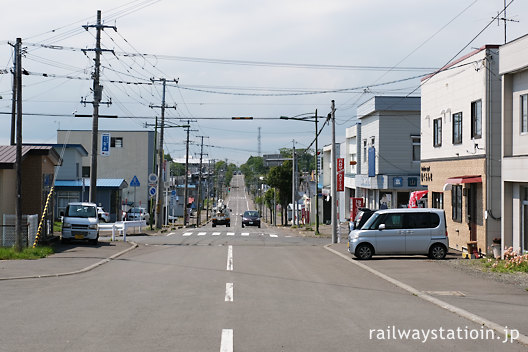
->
98;220;146;242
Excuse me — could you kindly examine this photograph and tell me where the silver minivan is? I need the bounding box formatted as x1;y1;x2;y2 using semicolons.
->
348;208;448;260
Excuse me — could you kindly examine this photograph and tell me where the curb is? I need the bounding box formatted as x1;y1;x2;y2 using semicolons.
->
324;244;528;347
0;241;139;281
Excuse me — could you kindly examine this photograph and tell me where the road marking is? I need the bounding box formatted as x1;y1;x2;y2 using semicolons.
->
220;329;233;352
226;232;235;236
197;232;207;236
226;245;233;271
324;245;528;347
182;232;192;237
269;234;278;238
225;283;233;302
166;232;176;236
212;232;221;236
241;232;249;236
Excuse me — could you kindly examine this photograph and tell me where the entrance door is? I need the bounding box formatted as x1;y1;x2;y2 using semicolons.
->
467;184;477;242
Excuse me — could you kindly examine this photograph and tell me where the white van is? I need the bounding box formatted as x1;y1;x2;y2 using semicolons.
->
348;208;448;260
61;202;99;245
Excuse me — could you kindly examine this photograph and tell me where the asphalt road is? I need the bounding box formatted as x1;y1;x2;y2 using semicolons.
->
0;175;525;351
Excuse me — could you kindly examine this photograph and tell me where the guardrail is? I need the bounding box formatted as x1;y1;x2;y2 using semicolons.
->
98;220;146;242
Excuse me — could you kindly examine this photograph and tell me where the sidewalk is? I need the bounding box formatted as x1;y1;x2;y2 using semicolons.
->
0;239;136;280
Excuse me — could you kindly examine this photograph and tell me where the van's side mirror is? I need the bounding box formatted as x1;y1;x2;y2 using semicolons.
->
378;224;386;231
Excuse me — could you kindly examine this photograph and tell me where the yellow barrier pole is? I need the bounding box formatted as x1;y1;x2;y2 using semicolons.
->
33;186;54;248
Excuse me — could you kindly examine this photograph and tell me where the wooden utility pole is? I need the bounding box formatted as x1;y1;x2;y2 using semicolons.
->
196;136;208;227
330;100;337;244
182;121;197;227
81;11;116;204
14;38;23;252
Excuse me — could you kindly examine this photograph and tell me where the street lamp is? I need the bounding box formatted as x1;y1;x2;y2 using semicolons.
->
280;110;320;235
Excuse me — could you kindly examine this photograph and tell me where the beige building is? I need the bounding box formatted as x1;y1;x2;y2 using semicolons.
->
500;34;528;255
420;45;502;254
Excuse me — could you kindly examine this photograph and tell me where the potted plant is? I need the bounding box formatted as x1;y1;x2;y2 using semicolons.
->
491;237;501;258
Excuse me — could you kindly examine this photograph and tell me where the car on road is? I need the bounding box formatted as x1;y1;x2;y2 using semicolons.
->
126;207;149;222
97;206;110;223
61;202;99;245
241;210;261;228
212;199;231;227
348;208;448;260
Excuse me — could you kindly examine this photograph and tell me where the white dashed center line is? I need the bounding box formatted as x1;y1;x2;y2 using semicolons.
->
226;245;233;271
220;329;233;352
225;283;233;302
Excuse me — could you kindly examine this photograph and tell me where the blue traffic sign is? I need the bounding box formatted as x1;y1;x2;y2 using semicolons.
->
130;175;140;187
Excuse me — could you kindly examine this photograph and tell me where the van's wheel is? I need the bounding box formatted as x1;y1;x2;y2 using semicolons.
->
429;243;447;259
355;243;373;260
212;223;216;227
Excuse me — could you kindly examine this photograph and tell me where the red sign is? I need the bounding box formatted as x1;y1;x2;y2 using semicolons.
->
337;158;344;192
350;197;364;221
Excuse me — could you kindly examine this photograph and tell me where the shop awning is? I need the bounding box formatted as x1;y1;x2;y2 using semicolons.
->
445;175;482;184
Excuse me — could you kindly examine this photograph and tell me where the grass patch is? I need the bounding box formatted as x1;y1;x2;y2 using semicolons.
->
0;246;54;260
480;247;528;273
53;221;62;233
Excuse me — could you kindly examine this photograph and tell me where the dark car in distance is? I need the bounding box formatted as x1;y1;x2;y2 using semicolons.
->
241;210;261;228
351;208;375;230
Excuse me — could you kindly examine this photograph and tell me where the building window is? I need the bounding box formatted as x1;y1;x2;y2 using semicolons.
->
471;100;482;139
452;112;462;145
452;185;462;222
76;162;80;178
522;94;528;133
411;136;420;162
432;192;443;209
111;137;123;148
82;166;90;178
363;140;367;161
433;118;442;147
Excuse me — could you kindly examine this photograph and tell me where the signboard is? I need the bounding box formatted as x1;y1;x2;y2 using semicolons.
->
337;158;344;192
148;173;158;185
101;133;110;156
148;186;157;198
393;177;403;188
130;175;140;187
350;197;364;222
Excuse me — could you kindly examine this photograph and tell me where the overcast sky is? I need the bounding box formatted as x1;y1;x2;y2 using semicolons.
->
1;0;528;164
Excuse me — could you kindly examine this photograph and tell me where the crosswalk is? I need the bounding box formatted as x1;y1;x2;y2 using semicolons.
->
167;231;279;238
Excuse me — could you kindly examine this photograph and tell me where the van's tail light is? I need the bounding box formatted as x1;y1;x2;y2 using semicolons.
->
446;230;449;237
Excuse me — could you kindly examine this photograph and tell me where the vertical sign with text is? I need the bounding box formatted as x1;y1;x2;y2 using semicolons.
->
337;158;344;192
101;132;110;156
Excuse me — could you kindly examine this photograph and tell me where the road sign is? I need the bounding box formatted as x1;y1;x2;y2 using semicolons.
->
148;173;158;185
130;175;140;187
101;133;110;156
337;158;344;192
149;186;157;198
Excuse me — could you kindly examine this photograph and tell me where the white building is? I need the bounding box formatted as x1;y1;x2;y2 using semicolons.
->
355;96;425;210
57;130;156;209
420;45;502;254
500;35;528;255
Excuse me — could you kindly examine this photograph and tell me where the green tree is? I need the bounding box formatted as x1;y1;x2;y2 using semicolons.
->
266;160;292;225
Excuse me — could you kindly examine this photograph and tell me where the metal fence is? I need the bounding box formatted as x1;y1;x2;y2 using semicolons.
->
1;214;38;248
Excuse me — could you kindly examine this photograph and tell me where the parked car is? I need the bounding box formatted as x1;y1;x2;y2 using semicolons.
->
241;210;261;228
61;202;99;245
350;208;375;230
126;207;149;222
348;208;448;260
97;206;110;223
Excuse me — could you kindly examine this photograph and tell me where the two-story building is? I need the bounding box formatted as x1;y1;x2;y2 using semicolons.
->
500;35;528;255
354;96;426;210
420;45;502;254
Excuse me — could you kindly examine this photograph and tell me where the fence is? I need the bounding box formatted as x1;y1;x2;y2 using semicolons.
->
1;214;38;248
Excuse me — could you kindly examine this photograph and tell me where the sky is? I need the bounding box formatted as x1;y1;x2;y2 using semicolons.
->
1;0;528;164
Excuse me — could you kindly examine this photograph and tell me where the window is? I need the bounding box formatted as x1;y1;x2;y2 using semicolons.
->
433;118;442;147
411;136;420;162
432;192;444;209
82;166;90;178
452;185;462;222
452;112;462;144
111;137;123;148
471;100;482;139
367;213;404;230
522;94;528;133
405;213;439;229
363;140;367;160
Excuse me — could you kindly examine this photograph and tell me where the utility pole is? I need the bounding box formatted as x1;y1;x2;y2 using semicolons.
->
330;100;337;244
196;136;209;227
150;78;177;228
182;120;198;227
81;11;116;205
206;159;213;222
292;140;296;227
13;38;23;252
314;109;320;235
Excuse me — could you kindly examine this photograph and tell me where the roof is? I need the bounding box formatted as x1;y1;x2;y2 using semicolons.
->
357;96;421;118
55;178;128;189
0;145;61;169
25;143;89;156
